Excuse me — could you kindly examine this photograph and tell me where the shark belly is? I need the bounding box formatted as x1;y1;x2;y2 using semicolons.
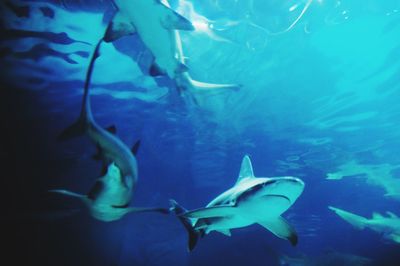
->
87;123;138;184
121;0;179;78
88;172;132;222
92;180;131;205
89;203;129;222
197;214;254;233
237;193;292;221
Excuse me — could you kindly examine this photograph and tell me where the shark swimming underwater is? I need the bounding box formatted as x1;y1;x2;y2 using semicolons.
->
171;155;305;251
103;0;240;101
50;162;167;221
329;206;400;244
53;39;167;222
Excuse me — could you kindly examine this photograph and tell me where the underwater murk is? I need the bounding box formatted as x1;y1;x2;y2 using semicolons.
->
1;0;400;265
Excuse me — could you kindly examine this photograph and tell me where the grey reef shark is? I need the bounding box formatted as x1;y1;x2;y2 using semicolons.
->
51;39;168;222
171;155;305;251
329;206;400;244
103;0;241;102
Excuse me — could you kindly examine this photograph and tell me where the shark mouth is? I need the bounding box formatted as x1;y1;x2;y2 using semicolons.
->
264;194;291;204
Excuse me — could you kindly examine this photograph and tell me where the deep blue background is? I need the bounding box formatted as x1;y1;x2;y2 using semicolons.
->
1;0;400;265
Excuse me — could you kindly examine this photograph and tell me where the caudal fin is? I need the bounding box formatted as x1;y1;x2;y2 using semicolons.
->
169;199;200;251
328;206;368;230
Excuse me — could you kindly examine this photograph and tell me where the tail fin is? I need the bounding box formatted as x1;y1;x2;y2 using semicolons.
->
169;199;200;251
328;206;368;230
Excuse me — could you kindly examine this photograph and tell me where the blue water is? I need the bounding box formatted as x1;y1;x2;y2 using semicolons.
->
1;0;400;265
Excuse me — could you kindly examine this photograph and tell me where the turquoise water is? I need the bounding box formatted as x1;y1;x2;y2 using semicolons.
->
1;0;400;265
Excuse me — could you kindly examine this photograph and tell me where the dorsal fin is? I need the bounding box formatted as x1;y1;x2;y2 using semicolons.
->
157;1;195;31
105;162;121;178
106;125;117;135
236;155;255;184
131;140;141;155
372;212;383;219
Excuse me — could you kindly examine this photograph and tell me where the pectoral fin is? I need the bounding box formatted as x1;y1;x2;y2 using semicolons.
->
218;229;231;237
158;3;194;31
390;233;400;243
258;216;298;246
131;140;141;155
49;189;89;206
49;189;85;199
189;78;241;92
104;12;136;42
183;205;236;219
149;61;166;76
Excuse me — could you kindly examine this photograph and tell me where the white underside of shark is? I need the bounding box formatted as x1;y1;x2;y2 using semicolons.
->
329;206;400;244
51;163;136;222
104;0;240;101
171;155;305;251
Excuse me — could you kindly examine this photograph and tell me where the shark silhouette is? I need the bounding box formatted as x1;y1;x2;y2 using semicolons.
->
103;0;240;102
171;155;305;251
53;39;167;222
329;206;400;244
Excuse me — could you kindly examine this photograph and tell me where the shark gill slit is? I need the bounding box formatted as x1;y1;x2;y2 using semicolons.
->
264;194;291;203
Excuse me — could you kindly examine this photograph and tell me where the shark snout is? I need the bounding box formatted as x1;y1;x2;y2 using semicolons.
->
264;176;305;203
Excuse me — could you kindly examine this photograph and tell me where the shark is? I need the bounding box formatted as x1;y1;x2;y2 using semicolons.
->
103;0;240;101
50;162;167;221
329;206;400;244
53;39;167;222
171;155;305;251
